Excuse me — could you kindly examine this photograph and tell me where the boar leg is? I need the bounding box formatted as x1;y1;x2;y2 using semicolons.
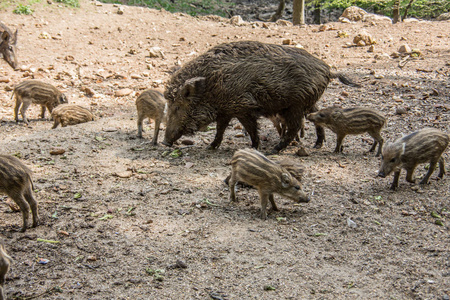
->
19;99;32;124
152;117;162;145
334;134;346;153
14;96;22;122
238;116;259;149
136;113;145;138
208;116;232;149
51;117;60;129
228;171;238;202
405;165;417;183
24;184;39;228
369;131;384;157
437;157;446;179
269;194;278;211
40;105;47;119
309;105;325;148
390;170;401;190
9;193;30;232
258;190;269;220
420;160;438;185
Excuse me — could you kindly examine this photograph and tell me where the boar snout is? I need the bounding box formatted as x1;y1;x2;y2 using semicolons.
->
161;140;173;147
378;171;386;178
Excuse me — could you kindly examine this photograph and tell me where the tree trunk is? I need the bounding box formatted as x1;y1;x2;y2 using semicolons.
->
292;0;305;25
269;0;285;22
393;0;401;23
402;0;415;20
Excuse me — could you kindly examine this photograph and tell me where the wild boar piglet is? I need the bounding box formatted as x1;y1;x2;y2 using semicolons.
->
307;106;385;156
228;148;309;219
51;104;94;129
136;89;166;145
0;155;39;232
13;80;68;124
0;244;12;300
378;128;449;190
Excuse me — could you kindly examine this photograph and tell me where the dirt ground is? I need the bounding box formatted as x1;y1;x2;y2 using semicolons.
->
0;1;449;299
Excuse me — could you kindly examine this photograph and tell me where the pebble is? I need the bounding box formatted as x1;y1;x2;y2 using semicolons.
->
296;147;309;157
115;88;133;97
50;148;66;155
395;107;407;115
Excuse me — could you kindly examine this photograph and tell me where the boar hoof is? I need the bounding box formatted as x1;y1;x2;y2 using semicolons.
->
161;141;173;147
313;142;323;149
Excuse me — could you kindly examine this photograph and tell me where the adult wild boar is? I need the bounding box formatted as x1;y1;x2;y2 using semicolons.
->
163;41;358;152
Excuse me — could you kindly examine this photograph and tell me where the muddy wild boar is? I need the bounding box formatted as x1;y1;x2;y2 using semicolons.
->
307;106;385;156
162;41;359;153
378;128;449;190
228;148;309;219
0;22;18;70
136;89;166;145
12;80;68;124
51;104;94;129
0;155;39;232
0;244;12;300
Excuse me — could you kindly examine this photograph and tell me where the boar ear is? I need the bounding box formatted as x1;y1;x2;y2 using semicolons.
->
181;77;206;99
281;173;291;187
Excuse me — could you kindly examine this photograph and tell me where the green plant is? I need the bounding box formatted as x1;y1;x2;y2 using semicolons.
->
98;0;232;17
13;4;34;14
55;0;80;8
318;0;450;19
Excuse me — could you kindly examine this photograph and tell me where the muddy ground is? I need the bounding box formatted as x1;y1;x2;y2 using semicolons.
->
0;1;449;299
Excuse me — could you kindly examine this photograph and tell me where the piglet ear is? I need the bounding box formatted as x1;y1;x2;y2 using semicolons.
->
13;29;18;44
181;77;206;100
281;173;290;188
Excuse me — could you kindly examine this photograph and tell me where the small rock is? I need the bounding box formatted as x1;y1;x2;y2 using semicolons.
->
235;133;245;138
338;17;352;24
117;7;124;14
230;15;245;26
81;86;95;97
115;88;133;97
374;74;384;79
282;39;292;45
353;30;375;46
65;55;74;61
130;73;142;79
347;218;357;228
87;255;97;261
149;47;164;58
295;147;309;157
174;260;187;269
336;31;348;38
318;24;328;32
275;19;292;26
114;171;133;178
103;127;118;132
50;148;66;155
395;107;407;115
39;32;51;39
0;77;10;83
398;44;412;54
340;6;367;21
181;139;194;145
341;91;349;97
368;45;375;52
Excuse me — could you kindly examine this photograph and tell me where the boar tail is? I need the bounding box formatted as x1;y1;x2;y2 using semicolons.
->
330;72;360;88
